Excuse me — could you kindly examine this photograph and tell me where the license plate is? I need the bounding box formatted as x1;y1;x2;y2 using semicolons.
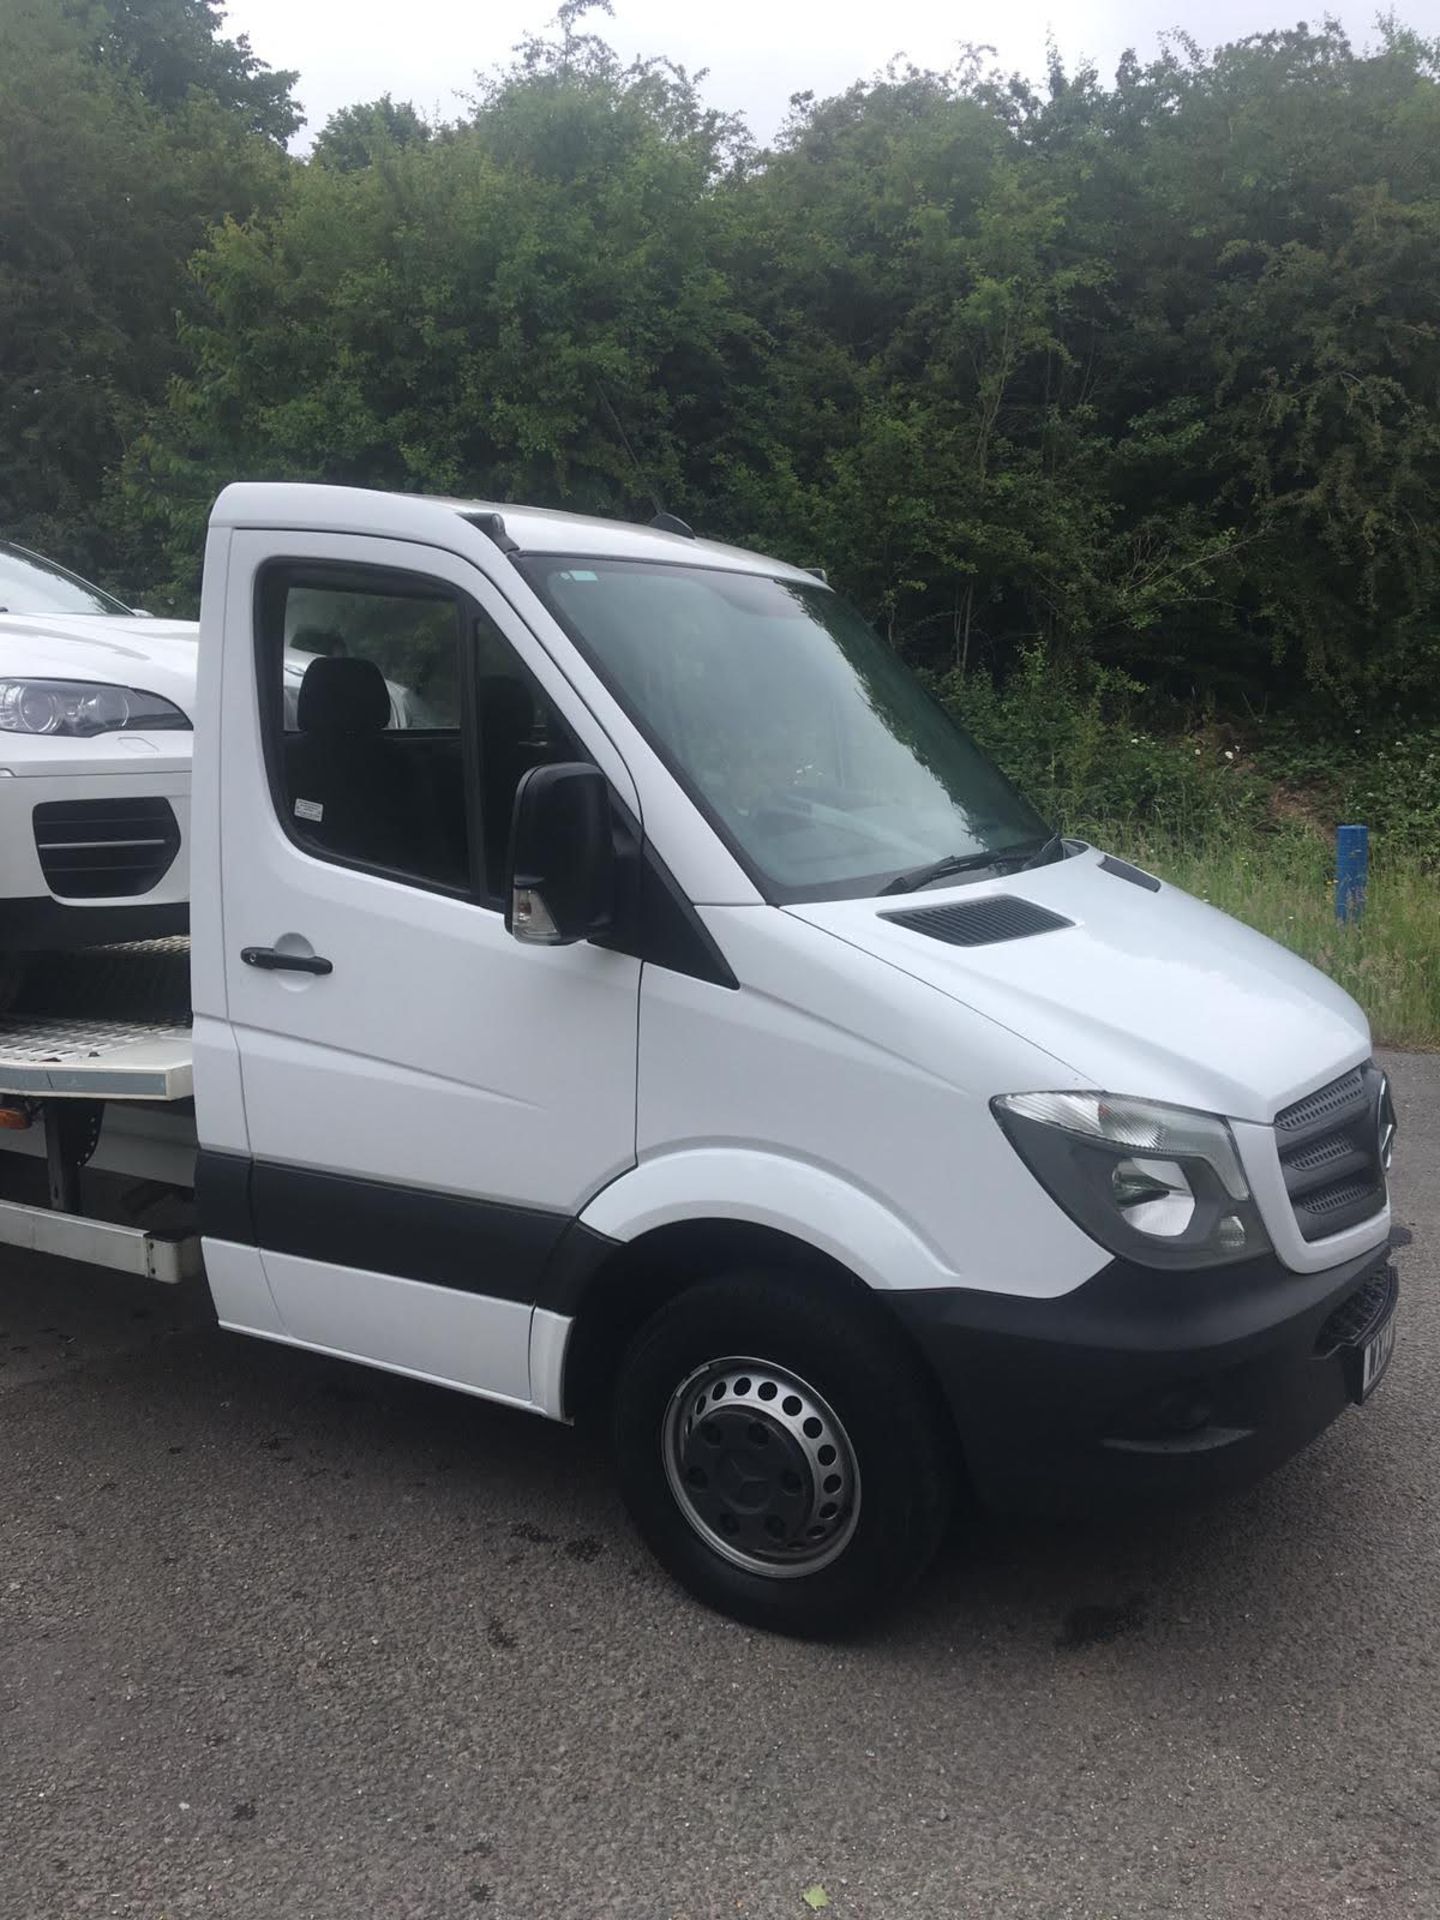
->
1360;1313;1397;1402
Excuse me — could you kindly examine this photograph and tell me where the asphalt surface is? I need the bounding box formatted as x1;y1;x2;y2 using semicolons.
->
1;1053;1436;1920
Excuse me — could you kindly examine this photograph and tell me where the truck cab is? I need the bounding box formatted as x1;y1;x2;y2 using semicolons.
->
0;485;1399;1634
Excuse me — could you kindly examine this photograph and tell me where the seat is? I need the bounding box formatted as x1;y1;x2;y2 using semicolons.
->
285;656;424;874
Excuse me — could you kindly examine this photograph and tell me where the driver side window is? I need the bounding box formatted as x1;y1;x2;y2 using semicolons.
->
258;563;581;905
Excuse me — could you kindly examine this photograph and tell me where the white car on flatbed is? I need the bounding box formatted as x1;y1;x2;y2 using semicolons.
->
0;541;196;971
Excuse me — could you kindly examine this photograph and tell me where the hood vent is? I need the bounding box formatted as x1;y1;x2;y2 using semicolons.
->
882;895;1073;948
1100;853;1161;893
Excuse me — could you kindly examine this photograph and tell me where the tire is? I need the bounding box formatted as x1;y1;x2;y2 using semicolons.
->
611;1270;955;1636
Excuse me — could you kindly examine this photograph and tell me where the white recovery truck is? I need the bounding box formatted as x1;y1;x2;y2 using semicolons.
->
0;484;1400;1633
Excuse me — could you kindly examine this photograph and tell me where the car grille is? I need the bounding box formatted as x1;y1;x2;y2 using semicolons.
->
1276;1061;1389;1243
34;798;181;900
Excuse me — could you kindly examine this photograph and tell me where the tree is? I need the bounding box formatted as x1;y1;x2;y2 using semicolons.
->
108;9;1440;724
0;0;295;575
119;6;753;599
67;0;301;143
312;96;433;172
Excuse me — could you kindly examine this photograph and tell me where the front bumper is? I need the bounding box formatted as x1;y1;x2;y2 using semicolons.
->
0;754;191;947
888;1239;1398;1516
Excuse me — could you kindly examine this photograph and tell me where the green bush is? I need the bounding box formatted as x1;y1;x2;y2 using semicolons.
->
1256;722;1440;859
934;649;1268;842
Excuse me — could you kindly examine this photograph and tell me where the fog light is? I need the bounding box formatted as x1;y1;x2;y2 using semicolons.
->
1152;1389;1214;1435
1216;1213;1249;1253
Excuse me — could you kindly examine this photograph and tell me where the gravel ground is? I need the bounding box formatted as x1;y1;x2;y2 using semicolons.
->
1;1051;1435;1920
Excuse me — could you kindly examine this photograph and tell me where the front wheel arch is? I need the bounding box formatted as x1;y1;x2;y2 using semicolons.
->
562;1217;896;1424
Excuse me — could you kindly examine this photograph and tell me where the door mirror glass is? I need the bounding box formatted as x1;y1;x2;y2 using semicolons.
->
506;762;614;946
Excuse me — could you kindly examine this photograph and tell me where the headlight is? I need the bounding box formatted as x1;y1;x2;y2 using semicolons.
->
992;1090;1271;1270
0;680;189;738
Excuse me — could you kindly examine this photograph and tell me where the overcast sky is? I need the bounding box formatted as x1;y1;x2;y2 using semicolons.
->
224;0;1440;146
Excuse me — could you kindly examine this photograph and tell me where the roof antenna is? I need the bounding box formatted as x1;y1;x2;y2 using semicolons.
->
595;385;696;539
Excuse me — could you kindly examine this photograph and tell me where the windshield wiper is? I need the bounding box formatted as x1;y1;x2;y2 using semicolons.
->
878;850;1013;896
877;833;1063;897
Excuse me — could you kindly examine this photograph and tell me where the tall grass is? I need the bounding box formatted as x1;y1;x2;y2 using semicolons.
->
1102;828;1440;1051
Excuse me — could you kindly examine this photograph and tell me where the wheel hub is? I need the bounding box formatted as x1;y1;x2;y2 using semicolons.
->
663;1359;860;1578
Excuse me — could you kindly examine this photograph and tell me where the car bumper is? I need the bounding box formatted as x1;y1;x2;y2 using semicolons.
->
0;756;190;946
887;1239;1398;1516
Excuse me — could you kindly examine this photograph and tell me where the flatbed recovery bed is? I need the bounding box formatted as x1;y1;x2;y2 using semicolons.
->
0;937;192;1100
0;940;198;1278
0;1017;192;1100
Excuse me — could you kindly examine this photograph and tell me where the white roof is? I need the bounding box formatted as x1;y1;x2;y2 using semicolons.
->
210;483;818;583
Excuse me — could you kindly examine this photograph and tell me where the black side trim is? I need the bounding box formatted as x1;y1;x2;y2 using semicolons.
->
1099;853;1161;892
632;841;738;988
0;896;189;952
596;798;738;989
247;1160;570;1301
195;1148;254;1244
536;1218;621;1315
197;1150;618;1311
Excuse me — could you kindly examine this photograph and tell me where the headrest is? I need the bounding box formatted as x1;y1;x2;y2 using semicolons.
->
296;655;391;735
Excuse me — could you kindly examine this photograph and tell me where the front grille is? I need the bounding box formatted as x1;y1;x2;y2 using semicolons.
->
1276;1062;1388;1244
34;798;181;900
1315;1265;1396;1356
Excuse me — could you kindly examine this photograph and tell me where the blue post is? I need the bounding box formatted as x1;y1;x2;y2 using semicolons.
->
1336;824;1369;925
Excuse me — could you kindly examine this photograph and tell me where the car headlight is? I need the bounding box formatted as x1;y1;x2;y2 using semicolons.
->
0;680;190;738
992;1090;1271;1270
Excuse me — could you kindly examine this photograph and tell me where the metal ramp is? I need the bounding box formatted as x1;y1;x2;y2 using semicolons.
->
0;939;192;1101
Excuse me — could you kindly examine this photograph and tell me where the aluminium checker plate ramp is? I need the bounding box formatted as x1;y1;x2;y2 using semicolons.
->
0;939;193;1101
0;1018;193;1100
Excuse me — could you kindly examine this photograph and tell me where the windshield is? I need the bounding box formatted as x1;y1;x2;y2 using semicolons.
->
0;541;132;616
522;558;1050;902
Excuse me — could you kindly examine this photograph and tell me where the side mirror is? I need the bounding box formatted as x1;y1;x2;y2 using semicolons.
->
505;762;615;946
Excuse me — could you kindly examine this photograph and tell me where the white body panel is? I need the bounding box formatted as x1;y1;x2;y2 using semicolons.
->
203;1237;290;1339
249;1251;536;1407
590;905;1110;1298
791;845;1372;1123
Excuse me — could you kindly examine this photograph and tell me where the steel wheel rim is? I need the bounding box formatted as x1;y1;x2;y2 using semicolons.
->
661;1355;862;1579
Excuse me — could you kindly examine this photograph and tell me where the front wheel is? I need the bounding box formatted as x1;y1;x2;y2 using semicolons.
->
611;1272;955;1636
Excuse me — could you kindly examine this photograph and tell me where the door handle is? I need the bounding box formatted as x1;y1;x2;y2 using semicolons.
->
240;946;333;976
